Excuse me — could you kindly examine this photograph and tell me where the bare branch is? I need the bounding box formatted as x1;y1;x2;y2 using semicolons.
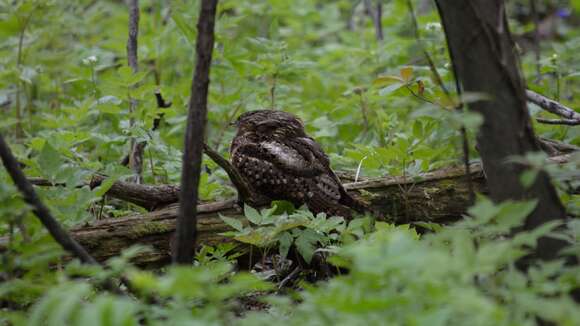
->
374;1;383;41
364;0;383;41
127;0;139;73
526;89;580;121
0;133;96;265
203;143;264;206
529;0;541;81
126;0;143;183
346;0;362;31
536;118;580;126
89;174;180;210
153;89;172;131
173;0;219;264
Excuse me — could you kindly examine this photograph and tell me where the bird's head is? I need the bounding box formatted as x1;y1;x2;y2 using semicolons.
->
232;110;306;138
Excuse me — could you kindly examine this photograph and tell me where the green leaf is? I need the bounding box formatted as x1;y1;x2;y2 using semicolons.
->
37;142;63;180
495;200;538;229
171;12;196;44
92;177;116;197
372;75;404;87
378;82;405;96
520;170;539;188
467;195;502;223
295;229;322;264
127;71;148;86
269;18;279;39
220;214;244;232
572;0;580;13
244;204;262;225
278;231;293;259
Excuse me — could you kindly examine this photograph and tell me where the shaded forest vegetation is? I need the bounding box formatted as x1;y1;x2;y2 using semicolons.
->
0;0;579;325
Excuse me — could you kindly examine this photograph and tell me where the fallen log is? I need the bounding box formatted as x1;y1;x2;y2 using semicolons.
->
29;142;577;211
2;154;576;266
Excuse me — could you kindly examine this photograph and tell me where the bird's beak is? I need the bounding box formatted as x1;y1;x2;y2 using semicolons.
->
229;121;237;127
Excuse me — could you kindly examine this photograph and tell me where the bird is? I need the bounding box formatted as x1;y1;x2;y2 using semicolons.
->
230;110;366;218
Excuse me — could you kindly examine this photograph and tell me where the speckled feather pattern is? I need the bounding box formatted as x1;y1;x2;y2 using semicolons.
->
230;110;364;218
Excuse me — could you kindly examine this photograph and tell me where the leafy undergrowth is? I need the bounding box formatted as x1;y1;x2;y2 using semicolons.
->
1;197;579;325
1;0;580;325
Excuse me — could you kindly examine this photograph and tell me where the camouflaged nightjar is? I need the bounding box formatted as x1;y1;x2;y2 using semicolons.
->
230;110;365;218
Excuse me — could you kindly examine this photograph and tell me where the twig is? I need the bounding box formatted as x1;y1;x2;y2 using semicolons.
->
127;0;139;74
405;84;435;105
29;147;260;210
129;140;147;179
173;0;219;264
374;1;383;41
154;89;172;108
536;118;580;126
346;0;362;31
526;89;580;121
278;266;302;289
529;0;541;81
0;133;97;264
15;11;34;139
357;92;369;131
270;72;278;109
153;89;172;130
126;0;143;183
203;143;261;205
364;0;383;41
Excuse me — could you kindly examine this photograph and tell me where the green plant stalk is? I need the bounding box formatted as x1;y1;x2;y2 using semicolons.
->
14;12;33;139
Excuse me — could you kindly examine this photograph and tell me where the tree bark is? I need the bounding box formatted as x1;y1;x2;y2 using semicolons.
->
173;0;218;264
435;0;569;262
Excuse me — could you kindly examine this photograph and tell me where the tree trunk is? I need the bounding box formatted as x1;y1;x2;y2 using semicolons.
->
173;0;218;264
434;0;569;262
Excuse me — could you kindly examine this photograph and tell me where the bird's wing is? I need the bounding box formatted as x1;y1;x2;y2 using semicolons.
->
233;138;338;190
233;140;326;177
291;137;368;214
231;137;362;217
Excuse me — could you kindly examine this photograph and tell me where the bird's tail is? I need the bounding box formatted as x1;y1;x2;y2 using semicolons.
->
339;190;369;215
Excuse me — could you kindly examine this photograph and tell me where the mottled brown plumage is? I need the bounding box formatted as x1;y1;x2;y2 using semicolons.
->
230;110;365;218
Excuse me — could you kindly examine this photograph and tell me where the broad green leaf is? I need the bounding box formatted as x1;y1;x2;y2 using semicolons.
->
378;82;405;96
372;75;404;88
278;231;293;259
38;142;63;180
520;170;539;188
295;229;322;264
495;200;538;229
172;12;196;44
244;204;262;225
234;230;270;247
127;71;148;86
220;214;244;232
92;177;116;197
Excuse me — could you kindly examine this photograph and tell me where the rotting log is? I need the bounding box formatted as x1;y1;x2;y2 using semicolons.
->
29;142;577;212
2;154;576;266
